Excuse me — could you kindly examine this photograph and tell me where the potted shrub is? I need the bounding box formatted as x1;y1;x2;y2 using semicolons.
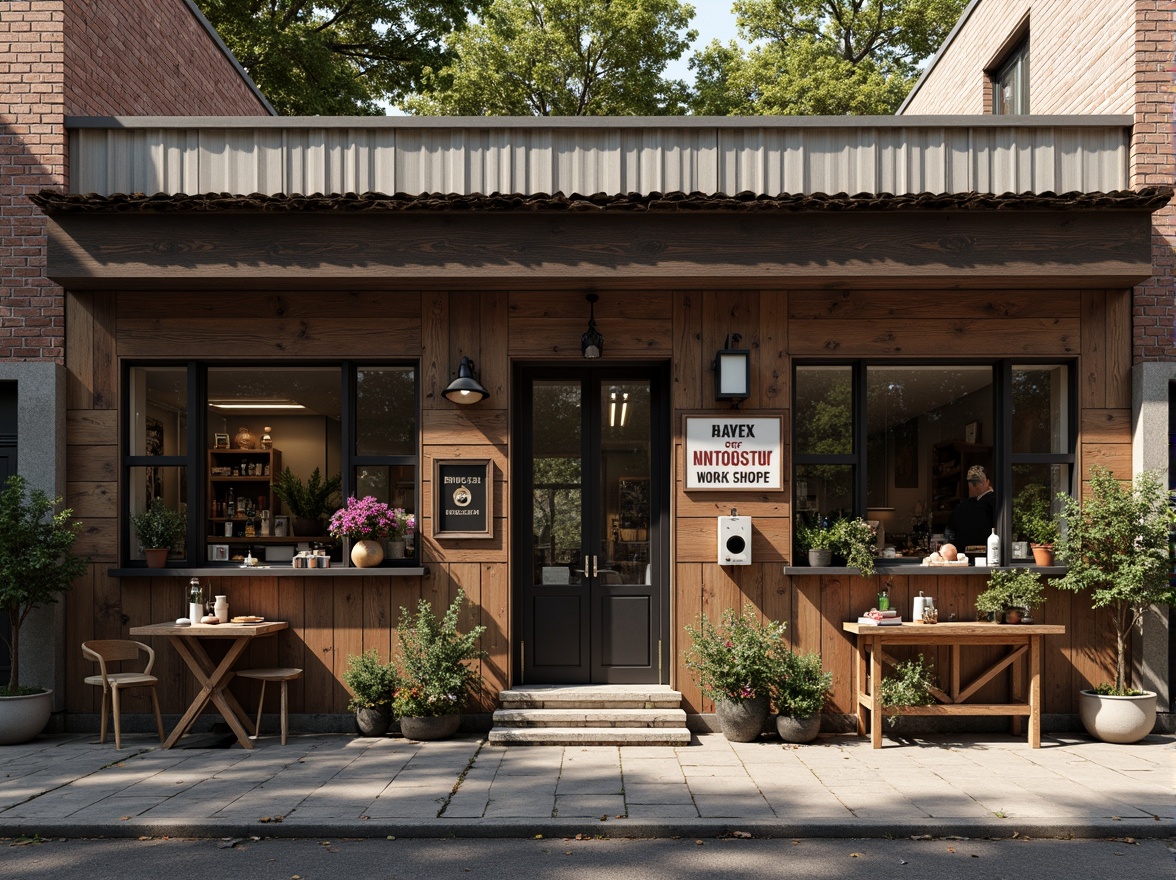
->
1013;483;1060;565
130;498;185;567
392;589;486;740
384;508;416;559
879;654;937;734
975;568;1047;624
796;517;835;567
271;467;342;536
0;475;88;744
1053;466;1175;743
343;649;397;737
683;603;788;742
773;650;832;743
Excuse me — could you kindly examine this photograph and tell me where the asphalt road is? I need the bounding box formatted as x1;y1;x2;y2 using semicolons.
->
1;835;1173;880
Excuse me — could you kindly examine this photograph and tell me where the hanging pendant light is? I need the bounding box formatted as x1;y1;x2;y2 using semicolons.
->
581;293;603;359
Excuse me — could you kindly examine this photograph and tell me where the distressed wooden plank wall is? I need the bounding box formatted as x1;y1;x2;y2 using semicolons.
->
62;286;1126;720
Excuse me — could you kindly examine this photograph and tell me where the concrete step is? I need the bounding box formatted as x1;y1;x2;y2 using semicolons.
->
493;707;687;729
488;726;692;746
499;685;682;710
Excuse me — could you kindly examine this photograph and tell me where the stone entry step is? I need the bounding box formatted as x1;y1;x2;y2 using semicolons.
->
492;685;690;746
499;685;683;709
488;726;692;746
493;707;687;728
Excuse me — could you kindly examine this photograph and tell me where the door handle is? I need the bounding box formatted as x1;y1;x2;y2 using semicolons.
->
583;556;591;579
582;555;598;578
591;555;598;577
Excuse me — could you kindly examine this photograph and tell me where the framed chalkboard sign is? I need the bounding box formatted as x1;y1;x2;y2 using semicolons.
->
433;459;493;539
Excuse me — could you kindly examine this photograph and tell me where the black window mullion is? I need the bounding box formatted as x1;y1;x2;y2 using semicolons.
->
341;361;354;501
853;362;867;517
187;362;203;564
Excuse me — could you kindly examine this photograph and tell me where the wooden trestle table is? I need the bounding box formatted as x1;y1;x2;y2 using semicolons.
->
129;620;288;749
842;621;1066;749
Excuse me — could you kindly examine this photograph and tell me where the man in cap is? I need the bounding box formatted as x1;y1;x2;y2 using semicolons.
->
945;464;995;550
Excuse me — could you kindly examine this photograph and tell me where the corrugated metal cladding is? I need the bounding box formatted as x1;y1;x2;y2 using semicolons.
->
68;119;1130;198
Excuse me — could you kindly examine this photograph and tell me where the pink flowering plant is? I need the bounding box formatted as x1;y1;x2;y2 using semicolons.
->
388;508;416;541
683;603;788;703
328;495;401;541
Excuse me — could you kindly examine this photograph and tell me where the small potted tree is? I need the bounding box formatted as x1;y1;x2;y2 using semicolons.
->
272;467;342;537
1053;466;1175;743
684;604;788;742
975;568;1047;624
0;475;88;744
796;517;835;567
130;498;186;567
1013;483;1060;566
392;589;486;740
773;650;832;743
343;649;397;737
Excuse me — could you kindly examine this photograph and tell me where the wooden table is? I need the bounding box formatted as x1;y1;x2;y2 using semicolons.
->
843;622;1065;749
129;621;288;749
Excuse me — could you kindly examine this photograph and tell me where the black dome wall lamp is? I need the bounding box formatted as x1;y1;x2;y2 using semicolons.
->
443;356;490;404
581;293;603;359
714;333;750;402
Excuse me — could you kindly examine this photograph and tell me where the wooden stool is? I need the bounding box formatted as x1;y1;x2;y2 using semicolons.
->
235;667;302;745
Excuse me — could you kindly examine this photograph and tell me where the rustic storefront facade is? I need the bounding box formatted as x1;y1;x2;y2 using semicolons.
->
31;116;1170;734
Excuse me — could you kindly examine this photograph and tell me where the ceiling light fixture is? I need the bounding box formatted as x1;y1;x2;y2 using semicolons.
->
581;293;603;359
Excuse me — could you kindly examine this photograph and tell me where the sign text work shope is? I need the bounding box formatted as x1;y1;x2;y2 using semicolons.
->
684;415;783;490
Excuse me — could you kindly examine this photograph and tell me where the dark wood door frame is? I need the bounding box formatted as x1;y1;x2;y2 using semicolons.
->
511;362;670;685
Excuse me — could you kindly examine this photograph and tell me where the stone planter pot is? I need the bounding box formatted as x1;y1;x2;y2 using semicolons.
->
385;540;406;560
399;715;461;741
1078;689;1157;744
354;706;391;737
715;696;770;742
807;549;832;567
0;689;53;745
775;713;821;743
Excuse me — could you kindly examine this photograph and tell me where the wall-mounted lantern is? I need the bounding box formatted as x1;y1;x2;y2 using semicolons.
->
443;356;490;404
715;334;750;401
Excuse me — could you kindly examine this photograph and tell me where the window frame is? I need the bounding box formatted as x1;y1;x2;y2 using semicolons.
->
792;358;1076;565
988;29;1030;116
120;359;421;568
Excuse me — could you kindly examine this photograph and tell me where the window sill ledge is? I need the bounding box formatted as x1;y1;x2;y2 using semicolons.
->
782;564;1068;577
108;566;429;578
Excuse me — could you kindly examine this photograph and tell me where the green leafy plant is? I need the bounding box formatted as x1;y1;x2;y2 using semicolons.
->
795;517;836;552
1013;483;1060;546
1053;466;1176;695
130;498;186;550
773;651;832;719
0;475;88;693
975;569;1047;616
271;467;342;520
392;589;486;717
683;604;788;703
830;517;877;576
343;649;398;711
879;654;937;708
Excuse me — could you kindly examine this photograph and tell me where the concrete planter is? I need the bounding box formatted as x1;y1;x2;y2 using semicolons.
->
715;696;770;742
400;715;461;741
354;706;391;737
775;713;821;743
1078;689;1157;744
0;689;53;745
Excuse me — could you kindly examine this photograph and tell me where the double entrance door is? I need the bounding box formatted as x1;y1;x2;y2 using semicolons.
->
513;365;669;684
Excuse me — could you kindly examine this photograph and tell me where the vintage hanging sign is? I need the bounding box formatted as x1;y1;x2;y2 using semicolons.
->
683;414;784;491
433;459;494;538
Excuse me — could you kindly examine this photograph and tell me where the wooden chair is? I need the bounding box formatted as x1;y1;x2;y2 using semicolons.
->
235;667;303;745
82;640;164;750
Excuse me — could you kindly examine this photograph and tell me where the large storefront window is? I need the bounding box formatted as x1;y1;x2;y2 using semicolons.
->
122;362;418;567
793;361;1074;564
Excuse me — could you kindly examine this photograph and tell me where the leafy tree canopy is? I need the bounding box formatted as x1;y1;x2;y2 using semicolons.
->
690;0;968;116
196;0;487;115
403;0;698;115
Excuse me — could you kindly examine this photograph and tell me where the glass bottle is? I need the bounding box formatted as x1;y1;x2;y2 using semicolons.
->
226;487;234;516
986;528;1001;567
188;578;204;623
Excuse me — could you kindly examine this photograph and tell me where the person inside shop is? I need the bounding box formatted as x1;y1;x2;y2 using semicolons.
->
945;464;995;551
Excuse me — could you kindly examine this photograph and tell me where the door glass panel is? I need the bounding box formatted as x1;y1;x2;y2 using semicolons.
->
600;382;651;586
532;381;583;586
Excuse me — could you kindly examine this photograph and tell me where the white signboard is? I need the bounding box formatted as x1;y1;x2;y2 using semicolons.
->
684;415;783;491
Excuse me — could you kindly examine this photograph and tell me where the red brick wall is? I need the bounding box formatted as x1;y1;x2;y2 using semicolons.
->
62;0;270;116
0;1;67;362
1132;0;1176;363
1;0;269;363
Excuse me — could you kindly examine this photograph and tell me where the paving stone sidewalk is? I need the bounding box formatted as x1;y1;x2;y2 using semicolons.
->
0;731;1171;840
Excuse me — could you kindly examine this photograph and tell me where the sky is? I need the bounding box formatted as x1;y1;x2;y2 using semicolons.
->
664;3;740;83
